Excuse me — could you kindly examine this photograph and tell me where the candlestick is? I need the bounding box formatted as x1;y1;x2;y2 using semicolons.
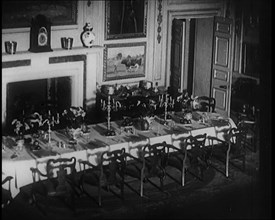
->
105;94;115;136
107;95;111;130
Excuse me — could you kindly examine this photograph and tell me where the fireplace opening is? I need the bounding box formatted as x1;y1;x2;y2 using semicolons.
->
5;76;72;134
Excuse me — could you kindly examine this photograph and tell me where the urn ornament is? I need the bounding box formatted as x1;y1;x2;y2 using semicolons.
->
80;23;95;48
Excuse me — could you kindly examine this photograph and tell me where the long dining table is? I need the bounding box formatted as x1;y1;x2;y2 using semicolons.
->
2;111;235;198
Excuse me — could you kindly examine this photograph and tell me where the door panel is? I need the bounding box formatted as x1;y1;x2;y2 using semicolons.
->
213;69;228;81
214;37;229;67
170;19;185;95
213;87;227;109
192;17;214;97
211;16;234;117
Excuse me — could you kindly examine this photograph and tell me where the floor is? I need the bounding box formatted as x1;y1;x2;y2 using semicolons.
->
2;149;269;220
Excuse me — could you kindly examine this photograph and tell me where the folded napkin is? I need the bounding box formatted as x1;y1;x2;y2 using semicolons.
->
2;137;17;149
26;145;59;158
84;139;109;149
210;118;230;127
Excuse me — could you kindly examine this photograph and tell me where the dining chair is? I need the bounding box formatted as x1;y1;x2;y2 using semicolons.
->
194;96;216;112
165;133;190;186
207;125;247;178
122;139;149;196
2;176;13;209
79;148;126;207
168;133;209;185
237;118;258;152
124;141;169;198
30;157;78;215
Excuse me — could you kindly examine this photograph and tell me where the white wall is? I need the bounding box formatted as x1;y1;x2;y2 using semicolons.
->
2;0;226;89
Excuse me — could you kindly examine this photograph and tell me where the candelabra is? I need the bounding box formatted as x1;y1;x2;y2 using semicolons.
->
42;110;60;145
159;92;174;122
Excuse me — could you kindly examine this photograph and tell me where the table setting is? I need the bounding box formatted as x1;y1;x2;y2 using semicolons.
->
2;82;236;198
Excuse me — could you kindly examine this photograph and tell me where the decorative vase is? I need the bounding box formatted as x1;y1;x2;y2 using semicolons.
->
135;118;150;131
16;138;25;151
80;22;95;48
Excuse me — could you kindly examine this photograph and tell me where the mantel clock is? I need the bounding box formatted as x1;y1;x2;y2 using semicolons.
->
29;14;52;53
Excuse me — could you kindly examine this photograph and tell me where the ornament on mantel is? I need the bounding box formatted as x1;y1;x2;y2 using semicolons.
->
80;22;95;48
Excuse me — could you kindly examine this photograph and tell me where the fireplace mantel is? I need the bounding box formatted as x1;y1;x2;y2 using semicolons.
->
2;46;104;63
2;46;104;127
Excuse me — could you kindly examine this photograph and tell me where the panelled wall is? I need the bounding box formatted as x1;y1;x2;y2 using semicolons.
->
2;0;226;92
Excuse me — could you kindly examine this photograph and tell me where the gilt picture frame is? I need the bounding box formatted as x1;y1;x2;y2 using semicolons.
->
105;0;148;40
2;1;78;29
103;42;146;81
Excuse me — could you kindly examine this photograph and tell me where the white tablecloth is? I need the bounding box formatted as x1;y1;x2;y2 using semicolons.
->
2;111;235;198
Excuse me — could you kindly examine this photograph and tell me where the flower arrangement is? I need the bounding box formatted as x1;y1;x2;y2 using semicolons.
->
61;106;86;129
11;118;31;136
11;111;60;137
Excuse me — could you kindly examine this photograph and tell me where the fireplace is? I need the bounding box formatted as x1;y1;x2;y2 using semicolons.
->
2;47;104;131
6;77;72;128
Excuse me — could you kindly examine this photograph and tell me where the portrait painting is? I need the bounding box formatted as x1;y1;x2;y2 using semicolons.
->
105;0;148;40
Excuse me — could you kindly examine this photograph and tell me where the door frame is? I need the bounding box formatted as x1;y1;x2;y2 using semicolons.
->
165;9;222;92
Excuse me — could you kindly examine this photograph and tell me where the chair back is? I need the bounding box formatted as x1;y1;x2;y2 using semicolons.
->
237;120;257;152
227;126;247;155
141;143;167;178
185;134;207;164
195;96;216;112
45;157;77;194
128;138;150;158
171;132;190;151
2;176;13;208
46;157;77;179
99;148;126;185
186;134;207;150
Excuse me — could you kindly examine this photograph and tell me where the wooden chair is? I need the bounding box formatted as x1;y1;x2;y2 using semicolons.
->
195;96;216;112
237;119;258;152
2;176;13;209
79;148;126;207
164;133;190;186
167;133;209;185
30;157;78;215
124;141;169;198
122;139;149;196
207;125;247;177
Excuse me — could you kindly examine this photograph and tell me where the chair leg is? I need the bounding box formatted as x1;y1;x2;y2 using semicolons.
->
242;156;246;171
98;184;102;207
121;181;124;200
140;170;144;197
225;152;229;178
182;167;185;186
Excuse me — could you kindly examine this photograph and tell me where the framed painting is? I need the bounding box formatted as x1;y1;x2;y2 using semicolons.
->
105;0;148;40
103;42;146;81
2;1;78;29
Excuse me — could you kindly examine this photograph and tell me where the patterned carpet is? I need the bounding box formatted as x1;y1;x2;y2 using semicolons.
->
2;150;264;220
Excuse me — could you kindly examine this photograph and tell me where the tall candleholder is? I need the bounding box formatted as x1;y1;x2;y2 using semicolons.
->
159;92;172;123
164;93;168;121
103;85;116;137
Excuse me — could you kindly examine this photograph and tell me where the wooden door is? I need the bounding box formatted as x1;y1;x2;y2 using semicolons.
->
170;19;185;95
211;16;234;116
